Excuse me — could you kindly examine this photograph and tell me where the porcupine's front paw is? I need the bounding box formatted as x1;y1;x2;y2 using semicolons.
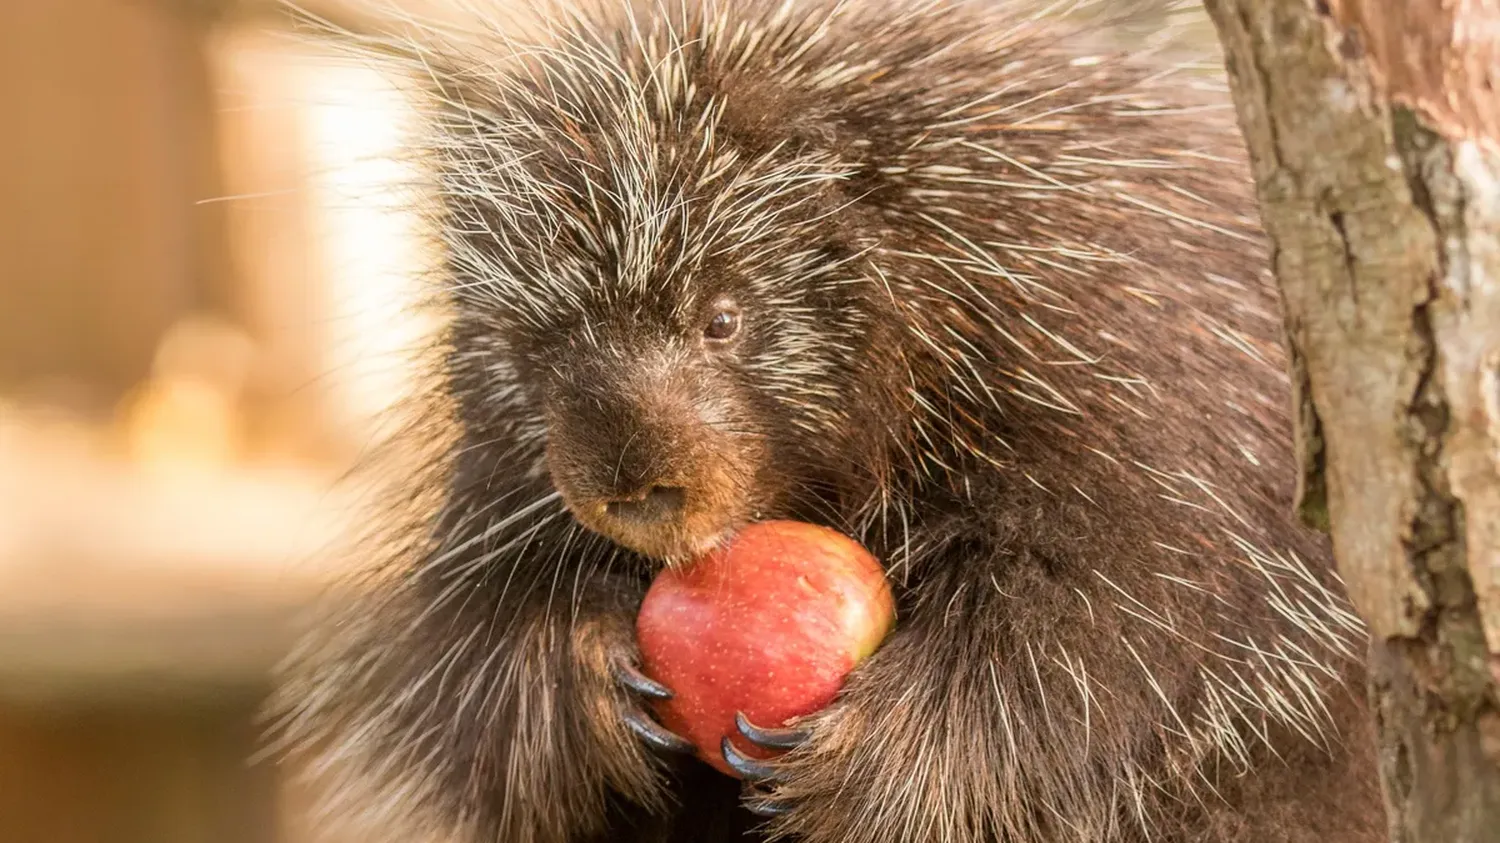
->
720;711;815;817
610;658;698;755
611;649;817;812
720;643;933;841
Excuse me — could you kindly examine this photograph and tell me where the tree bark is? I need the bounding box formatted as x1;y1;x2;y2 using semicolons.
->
1200;0;1500;839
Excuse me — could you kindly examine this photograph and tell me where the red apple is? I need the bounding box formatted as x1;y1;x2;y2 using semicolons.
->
635;520;895;777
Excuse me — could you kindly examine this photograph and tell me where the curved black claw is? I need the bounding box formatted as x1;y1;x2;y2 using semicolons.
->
720;737;785;782
735;711;812;750
612;660;673;700
744;797;796;818
624;707;695;754
611;659;693;755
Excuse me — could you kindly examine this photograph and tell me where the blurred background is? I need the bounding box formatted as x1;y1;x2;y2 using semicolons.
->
0;2;446;840
0;1;1212;842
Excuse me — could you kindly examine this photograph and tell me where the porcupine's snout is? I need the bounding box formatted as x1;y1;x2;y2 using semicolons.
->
543;346;765;565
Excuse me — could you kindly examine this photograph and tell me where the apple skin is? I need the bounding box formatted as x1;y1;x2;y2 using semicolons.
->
636;520;895;777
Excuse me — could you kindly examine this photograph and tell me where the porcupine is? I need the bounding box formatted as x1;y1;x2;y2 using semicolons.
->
267;1;1387;841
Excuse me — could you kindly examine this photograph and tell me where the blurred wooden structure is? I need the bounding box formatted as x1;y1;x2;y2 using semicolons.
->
0;2;378;842
0;701;275;843
0;408;354;843
0;0;232;415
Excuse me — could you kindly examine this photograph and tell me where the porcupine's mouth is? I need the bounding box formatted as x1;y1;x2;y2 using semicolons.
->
602;518;740;569
668;526;739;567
554;484;749;568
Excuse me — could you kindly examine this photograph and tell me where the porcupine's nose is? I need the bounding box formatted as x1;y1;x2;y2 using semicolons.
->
604;486;687;525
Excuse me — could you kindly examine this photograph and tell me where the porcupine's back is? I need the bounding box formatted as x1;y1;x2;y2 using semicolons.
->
268;2;1383;841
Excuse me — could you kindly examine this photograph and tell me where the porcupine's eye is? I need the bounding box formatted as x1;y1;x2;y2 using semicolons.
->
702;302;742;343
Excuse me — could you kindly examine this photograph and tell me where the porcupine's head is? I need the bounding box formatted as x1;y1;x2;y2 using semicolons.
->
432;4;910;565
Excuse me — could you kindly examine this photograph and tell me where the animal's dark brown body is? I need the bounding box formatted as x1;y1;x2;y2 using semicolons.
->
269;2;1386;841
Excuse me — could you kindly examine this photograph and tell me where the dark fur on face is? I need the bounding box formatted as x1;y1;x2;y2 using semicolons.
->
445;88;907;566
491;208;896;565
267;2;1386;842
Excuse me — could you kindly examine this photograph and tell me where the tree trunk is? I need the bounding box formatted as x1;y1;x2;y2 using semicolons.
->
1199;0;1500;839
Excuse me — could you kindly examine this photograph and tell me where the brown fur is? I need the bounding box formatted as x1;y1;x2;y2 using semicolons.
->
268;1;1386;841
